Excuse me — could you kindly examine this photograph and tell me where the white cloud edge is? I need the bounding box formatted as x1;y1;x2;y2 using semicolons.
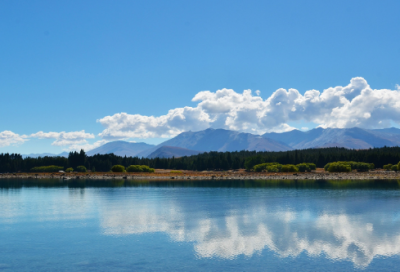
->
97;77;400;140
0;130;99;151
0;130;29;148
30;130;95;146
2;78;400;150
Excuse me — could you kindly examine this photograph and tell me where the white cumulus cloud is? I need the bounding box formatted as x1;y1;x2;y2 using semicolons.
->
98;108;211;140
30;130;95;146
97;77;400;140
0;131;28;148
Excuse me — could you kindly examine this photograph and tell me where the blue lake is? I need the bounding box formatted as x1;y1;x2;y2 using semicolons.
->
1;179;400;271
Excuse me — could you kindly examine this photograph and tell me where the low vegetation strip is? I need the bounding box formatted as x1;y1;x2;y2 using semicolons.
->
30;165;64;172
253;162;316;173
252;161;380;173
125;165;155;173
324;161;376;172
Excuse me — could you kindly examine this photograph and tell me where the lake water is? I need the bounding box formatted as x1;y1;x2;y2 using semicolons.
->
1;179;400;271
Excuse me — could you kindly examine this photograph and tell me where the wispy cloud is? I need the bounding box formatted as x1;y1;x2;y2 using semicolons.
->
30;130;95;146
0;130;99;151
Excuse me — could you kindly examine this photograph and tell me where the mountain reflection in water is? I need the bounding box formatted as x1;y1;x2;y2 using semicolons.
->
1;178;400;269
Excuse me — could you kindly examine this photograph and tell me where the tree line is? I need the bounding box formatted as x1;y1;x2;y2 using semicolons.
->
1;146;400;173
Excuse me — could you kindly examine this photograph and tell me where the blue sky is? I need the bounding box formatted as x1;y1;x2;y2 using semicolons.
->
1;0;400;154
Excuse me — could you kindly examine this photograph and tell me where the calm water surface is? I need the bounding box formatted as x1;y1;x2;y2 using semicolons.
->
1;179;400;271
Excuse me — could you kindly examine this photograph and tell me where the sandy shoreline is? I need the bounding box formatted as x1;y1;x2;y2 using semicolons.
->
1;169;400;181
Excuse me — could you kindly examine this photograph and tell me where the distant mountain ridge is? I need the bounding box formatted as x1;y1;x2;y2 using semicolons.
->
86;141;155;157
263;127;400;149
136;128;293;158
147;146;201;159
22;152;69;158
81;127;400;159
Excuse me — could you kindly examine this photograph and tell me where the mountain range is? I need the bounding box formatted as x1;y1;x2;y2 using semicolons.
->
262;127;400;149
22;127;400;159
22;152;69;158
147;146;201;159
87;127;400;158
135;128;292;158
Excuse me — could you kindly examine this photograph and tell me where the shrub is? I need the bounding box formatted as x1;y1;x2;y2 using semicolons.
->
76;166;87;172
111;165;125;172
306;163;317;170
126;165;155;173
324;163;331;171
383;164;393;170
266;165;280;172
281;164;299;172
356;163;370;172
66;167;74;172
126;165;143;172
140;165;155;173
254;164;265;172
391;165;398;171
296;163;311;172
325;161;373;172
327;162;351;172
170;170;183;174
253;162;281;172
30;165;64;172
347;161;358;169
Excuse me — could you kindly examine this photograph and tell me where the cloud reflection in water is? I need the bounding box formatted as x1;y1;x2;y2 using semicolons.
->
98;192;400;268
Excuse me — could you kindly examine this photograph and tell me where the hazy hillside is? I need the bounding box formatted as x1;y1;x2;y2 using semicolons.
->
136;128;292;157
22;153;59;158
87;141;155;157
85;127;400;159
21;152;69;158
263;127;400;149
147;146;201;159
368;128;400;146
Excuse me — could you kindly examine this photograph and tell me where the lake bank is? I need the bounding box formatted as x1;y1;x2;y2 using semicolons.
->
1;169;400;181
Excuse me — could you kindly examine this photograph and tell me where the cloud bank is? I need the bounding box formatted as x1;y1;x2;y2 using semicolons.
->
30;130;101;151
30;130;95;146
98;77;400;140
0;131;28;148
0;130;96;150
2;77;400;151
